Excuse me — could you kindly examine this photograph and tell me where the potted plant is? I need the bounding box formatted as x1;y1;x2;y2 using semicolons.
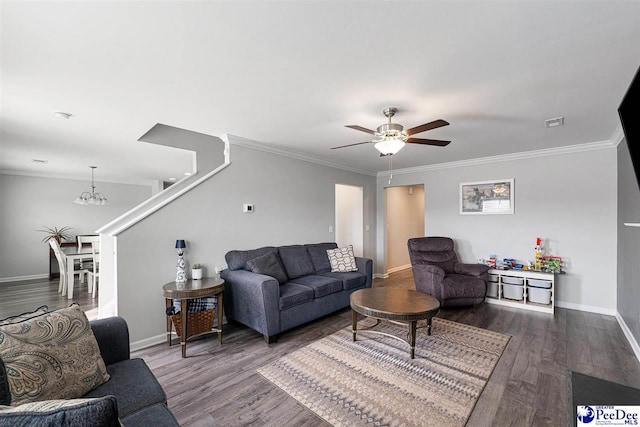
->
191;263;203;280
38;226;73;244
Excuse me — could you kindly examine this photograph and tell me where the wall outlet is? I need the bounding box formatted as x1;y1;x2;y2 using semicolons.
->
328;225;333;233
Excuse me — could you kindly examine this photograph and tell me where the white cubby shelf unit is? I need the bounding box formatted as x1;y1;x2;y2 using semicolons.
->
485;269;556;314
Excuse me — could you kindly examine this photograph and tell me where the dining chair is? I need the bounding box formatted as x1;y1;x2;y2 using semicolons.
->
85;240;100;298
77;234;100;269
49;239;68;294
50;239;88;296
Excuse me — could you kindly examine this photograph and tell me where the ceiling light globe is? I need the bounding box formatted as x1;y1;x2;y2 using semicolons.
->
374;138;406;155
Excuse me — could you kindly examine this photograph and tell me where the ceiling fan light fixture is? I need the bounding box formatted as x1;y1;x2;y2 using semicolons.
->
374;137;406;155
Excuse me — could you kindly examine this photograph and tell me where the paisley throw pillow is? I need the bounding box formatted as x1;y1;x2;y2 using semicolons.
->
0;304;110;406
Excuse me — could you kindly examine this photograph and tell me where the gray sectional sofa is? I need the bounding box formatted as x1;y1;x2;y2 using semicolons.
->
221;242;373;343
0;316;178;426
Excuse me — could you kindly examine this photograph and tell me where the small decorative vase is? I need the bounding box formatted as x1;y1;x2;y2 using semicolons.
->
192;268;203;280
176;253;187;283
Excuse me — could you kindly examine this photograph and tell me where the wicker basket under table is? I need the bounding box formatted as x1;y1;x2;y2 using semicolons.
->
170;308;216;338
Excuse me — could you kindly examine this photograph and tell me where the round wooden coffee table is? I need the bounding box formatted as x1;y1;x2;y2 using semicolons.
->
350;288;440;359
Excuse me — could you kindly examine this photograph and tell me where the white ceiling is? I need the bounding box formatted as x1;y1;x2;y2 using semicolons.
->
1;1;639;184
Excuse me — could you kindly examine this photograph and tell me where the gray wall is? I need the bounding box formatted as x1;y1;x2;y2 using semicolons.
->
376;146;618;313
617;140;640;344
0;173;151;280
115;143;376;345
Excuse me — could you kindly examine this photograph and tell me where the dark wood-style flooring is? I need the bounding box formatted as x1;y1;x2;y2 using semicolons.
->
0;276;98;319
2;270;639;426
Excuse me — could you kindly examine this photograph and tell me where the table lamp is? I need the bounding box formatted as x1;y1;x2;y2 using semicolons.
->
175;240;187;283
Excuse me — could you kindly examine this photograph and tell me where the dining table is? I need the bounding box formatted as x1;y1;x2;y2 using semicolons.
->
61;245;94;299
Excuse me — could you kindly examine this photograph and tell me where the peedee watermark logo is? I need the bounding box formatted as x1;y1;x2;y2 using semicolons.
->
577;406;640;426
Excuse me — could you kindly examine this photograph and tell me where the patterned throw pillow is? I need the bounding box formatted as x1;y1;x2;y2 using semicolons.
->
326;245;358;272
0;304;110;406
0;305;48;326
0;397;120;426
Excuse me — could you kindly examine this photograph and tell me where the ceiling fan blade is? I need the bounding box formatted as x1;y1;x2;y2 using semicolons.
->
405;119;449;136
330;141;372;149
406;137;451;147
345;125;377;135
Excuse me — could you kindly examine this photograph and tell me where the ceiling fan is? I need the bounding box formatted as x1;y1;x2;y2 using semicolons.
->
333;107;451;156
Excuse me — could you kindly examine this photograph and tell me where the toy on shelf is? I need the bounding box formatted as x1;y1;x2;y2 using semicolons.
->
534;237;543;271
541;256;563;273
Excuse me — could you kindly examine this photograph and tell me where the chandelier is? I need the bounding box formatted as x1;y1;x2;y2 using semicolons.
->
74;166;108;205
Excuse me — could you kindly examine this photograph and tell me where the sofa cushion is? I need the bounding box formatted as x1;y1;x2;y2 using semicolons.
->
84;358;166;418
290;275;343;298
0;305;48;326
278;245;315;279
120;402;180;427
279;282;314;310
305;242;338;273
0;359;8;406
0;304;110;406
246;252;288;285
0;396;120;426
327;245;358;272
225;246;278;271
319;271;366;290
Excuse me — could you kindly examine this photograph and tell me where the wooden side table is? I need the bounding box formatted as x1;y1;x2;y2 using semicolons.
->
162;277;225;358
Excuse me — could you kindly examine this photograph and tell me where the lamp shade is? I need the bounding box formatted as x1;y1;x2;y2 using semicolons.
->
175;240;186;249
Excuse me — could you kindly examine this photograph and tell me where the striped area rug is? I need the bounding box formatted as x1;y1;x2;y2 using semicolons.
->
258;317;510;427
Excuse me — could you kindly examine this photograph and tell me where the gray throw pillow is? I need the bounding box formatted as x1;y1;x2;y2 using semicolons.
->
0;397;120;426
246;252;288;284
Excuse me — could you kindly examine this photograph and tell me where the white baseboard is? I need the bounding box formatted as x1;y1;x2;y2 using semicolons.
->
556;300;616;316
0;274;49;283
386;264;412;274
616;311;640;364
131;334;166;352
373;273;389;279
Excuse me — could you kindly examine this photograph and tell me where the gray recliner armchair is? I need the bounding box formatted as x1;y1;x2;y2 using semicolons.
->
407;237;489;307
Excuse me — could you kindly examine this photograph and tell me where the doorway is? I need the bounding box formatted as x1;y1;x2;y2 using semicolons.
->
335;184;364;257
385;184;425;273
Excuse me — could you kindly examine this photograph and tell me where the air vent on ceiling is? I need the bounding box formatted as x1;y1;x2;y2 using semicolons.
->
545;117;565;128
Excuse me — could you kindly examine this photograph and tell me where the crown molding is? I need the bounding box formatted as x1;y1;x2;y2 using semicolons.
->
0;169;156;187
377;139;617;177
224;134;377;177
611;124;625;147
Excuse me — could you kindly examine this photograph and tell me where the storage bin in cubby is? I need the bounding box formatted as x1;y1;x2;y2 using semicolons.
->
528;278;552;289
488;274;499;283
528;287;552;304
502;276;524;285
503;283;524;300
486;282;498;298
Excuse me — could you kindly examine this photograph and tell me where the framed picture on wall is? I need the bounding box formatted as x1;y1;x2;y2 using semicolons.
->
459;179;514;215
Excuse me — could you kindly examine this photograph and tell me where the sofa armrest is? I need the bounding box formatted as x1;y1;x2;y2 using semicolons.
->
90;316;130;366
220;269;281;339
454;262;490;278
355;257;373;288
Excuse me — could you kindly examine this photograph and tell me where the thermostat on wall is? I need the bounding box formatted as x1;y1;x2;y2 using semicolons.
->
243;204;254;213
